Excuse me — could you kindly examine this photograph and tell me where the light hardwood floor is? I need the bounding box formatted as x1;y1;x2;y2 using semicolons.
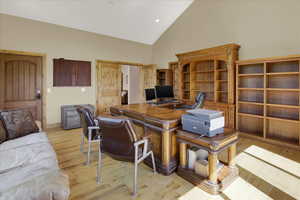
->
47;128;300;200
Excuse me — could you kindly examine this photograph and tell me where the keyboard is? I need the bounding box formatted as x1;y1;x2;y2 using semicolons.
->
156;99;179;104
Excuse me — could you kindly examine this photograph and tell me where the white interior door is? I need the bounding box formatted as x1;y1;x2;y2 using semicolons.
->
128;66;141;104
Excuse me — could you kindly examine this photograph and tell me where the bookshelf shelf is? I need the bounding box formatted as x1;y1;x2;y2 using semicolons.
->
238;112;264;119
195;70;214;73
237;55;300;149
217;69;227;72
238;73;264;77
195;80;214;83
266;103;300;109
266;116;299;123
238;88;264;90
239;101;264;106
267;72;300;76
266;88;300;92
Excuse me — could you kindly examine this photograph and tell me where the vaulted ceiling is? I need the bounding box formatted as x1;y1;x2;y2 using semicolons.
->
0;0;193;44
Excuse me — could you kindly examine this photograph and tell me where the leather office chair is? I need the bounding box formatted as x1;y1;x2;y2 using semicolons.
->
96;115;156;196
176;92;206;110
77;107;101;165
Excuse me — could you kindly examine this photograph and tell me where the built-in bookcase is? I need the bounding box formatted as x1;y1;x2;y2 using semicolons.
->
182;64;191;100
176;44;240;129
182;59;232;103
236;56;300;149
156;69;173;86
169;62;179;98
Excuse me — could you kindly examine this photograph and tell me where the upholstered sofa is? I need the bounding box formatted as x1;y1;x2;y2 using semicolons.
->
0;110;70;200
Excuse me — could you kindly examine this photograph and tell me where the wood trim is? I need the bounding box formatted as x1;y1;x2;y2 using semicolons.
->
96;59;149;67
176;43;240;58
168;61;178;65
0;49;47;130
236;54;300;65
0;49;46;57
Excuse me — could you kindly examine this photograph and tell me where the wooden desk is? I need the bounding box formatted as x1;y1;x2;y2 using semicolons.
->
176;129;239;195
110;103;185;175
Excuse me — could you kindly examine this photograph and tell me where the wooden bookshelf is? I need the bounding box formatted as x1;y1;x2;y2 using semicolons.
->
156;69;173;86
236;55;300;149
176;44;240;128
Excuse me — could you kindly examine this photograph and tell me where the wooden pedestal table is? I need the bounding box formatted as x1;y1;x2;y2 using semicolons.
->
176;128;239;195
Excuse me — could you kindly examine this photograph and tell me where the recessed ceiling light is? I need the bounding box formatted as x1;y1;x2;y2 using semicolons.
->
155;19;160;23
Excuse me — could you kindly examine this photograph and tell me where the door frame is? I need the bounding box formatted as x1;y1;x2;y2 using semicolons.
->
96;59;156;113
0;49;47;129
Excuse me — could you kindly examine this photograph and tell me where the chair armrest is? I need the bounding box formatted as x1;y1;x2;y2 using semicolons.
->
134;138;148;147
143;135;151;140
134;138;149;159
88;126;100;130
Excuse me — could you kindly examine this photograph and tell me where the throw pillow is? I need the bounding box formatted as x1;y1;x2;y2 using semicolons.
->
0;119;7;143
0;109;39;140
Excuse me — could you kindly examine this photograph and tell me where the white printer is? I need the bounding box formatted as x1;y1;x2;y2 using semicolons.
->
181;109;224;137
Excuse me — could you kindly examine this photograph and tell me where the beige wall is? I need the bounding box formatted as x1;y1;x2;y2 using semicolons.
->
2;0;300;124
0;14;152;126
153;0;300;68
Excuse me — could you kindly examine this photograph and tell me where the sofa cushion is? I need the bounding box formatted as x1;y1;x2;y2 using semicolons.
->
0;131;70;200
0;170;70;200
0;157;59;192
0;110;39;140
0;139;57;173
0;132;48;152
0;120;7;144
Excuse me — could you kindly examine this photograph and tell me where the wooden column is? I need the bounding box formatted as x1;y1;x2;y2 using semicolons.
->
0;54;4;110
228;144;236;167
162;130;171;166
208;153;218;184
179;143;187;168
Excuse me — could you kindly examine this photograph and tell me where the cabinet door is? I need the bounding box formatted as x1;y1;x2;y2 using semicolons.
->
75;60;91;86
53;59;91;86
53;59;73;86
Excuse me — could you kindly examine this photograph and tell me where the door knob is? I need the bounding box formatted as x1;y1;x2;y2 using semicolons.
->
36;90;41;99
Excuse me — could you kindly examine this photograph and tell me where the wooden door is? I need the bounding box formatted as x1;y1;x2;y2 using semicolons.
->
96;62;121;113
0;54;42;121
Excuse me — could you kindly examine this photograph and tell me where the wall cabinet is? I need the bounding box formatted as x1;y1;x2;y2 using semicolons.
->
53;58;91;87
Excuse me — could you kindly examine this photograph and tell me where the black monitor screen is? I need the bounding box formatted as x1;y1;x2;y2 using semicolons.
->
145;88;156;101
155;85;174;98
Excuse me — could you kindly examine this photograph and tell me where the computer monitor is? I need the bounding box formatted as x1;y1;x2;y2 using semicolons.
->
145;88;156;101
155;85;174;99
